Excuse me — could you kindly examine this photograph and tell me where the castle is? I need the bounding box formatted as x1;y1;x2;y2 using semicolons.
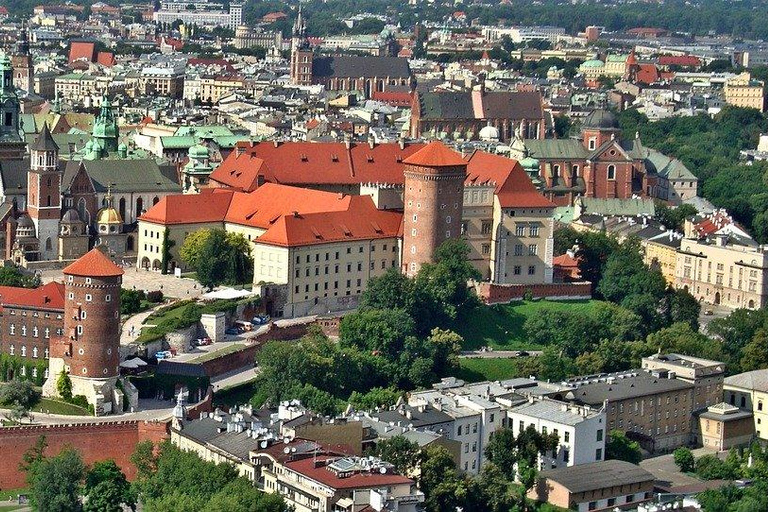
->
43;247;126;415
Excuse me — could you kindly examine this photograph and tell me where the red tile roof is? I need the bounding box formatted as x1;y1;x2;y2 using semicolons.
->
210;141;426;187
465;151;555;208
140;189;235;225
69;41;95;63
63;248;124;277
284;456;413;490
96;51;115;67
0;282;66;311
371;90;413;107
208;156;267;193
658;55;701;67
636;63;662;84
403;141;466;167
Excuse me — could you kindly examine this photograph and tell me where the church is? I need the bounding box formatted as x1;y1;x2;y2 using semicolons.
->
0;55;182;267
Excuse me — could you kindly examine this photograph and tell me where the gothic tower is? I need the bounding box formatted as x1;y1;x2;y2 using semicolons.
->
45;248;124;415
11;23;33;93
401;141;467;276
290;6;313;86
91;94;119;157
0;53;25;160
27;123;61;260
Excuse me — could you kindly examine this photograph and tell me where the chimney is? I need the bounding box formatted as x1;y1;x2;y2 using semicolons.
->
398;137;405;150
272;139;279;148
367;132;375;149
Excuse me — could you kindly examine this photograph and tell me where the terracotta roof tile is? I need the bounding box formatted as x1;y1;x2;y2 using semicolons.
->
63;248;124;277
69;41;95;63
403;141;466;167
0;282;65;310
284;456;413;490
140;189;234;225
465;151;555;208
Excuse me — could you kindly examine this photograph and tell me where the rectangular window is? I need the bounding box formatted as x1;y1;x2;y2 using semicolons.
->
515;225;525;237
595;448;602;460
528;265;536;275
529;226;539;237
481;221;492;235
596;429;603;442
513;265;521;275
514;244;524;256
481;243;491;255
528;244;538;256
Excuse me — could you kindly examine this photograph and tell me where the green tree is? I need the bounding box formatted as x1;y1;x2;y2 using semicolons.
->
120;289;146;315
195;229;253;290
340;308;415;358
28;447;86;512
84;460;135;512
179;229;212;270
0;379;40;408
696;454;737;480
740;329;768;372
674;447;695;473
0;265;40;287
367;436;421;475
605;430;642;464
349;387;401;410
56;371;72;401
419;445;462;512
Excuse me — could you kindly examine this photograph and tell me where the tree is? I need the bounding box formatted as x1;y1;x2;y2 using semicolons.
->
28;447;86;512
56;371;72;401
606;430;642;464
0;379;40;408
179;229;212;270
120;289;146;315
740;329;768;372
696;454;737;480
349;387;401;410
194;229;254;290
0;266;40;287
367;436;420;475
674;447;695;473
84;460;135;512
419;445;463;512
340;308;415;358
19;435;48;476
484;428;519;480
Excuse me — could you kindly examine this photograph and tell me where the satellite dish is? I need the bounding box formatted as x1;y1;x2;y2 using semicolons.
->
284;437;291;444
291;447;297;453
379;467;387;474
260;440;268;449
283;447;291;454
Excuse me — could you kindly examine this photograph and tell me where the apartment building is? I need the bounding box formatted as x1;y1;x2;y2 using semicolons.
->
565;371;695;452
641;353;725;411
724;368;768;442
674;235;768;309
506;397;606;470
724;72;765;112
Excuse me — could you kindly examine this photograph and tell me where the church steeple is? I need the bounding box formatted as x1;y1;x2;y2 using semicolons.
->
0;53;22;145
91;94;119;157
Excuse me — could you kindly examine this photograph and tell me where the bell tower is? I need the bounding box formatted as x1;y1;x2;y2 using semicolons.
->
0;53;24;160
28;123;61;261
290;6;313;86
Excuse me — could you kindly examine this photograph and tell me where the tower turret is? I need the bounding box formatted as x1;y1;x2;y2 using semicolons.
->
91;94;119;157
28;123;61;260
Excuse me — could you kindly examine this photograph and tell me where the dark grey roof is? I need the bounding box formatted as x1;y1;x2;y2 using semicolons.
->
313;56;410;79
156;360;207;377
374;405;454;429
63;159;181;194
566;373;693;406
0;158;29;194
582;109;619;130
418;91;543;121
30;123;59;152
539;459;653;493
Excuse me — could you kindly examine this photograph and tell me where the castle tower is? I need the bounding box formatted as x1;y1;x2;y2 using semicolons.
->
50;247;124;414
401;141;467;276
182;143;213;194
290;6;313;86
28;123;61;260
624;48;639;83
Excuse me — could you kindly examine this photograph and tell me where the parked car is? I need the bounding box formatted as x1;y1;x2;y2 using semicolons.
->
193;337;212;347
251;315;270;325
154;350;173;360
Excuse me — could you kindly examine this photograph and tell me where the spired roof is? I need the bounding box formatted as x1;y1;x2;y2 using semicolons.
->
403;141;466;167
30;123;59;152
63;247;124;277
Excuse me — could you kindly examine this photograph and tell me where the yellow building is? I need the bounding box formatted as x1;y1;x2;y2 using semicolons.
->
724;369;768;441
642;232;682;284
674;235;768;309
724;72;765;112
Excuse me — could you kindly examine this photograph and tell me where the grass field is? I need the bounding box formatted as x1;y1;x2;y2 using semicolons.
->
188;343;246;364
0;488;28;511
452;299;601;350
30;398;89;416
452;357;520;382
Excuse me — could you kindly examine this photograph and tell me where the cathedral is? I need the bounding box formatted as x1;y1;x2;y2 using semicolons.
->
0;56;182;267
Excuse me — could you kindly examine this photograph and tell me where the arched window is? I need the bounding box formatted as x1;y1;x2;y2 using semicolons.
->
152;196;159;205
45;238;52;251
136;197;144;216
607;165;616;180
119;197;126;220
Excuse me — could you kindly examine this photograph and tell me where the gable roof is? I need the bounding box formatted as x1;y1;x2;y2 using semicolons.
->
63;248;124;277
725;369;768;393
62;159;180;194
208;156;267;192
465;151;554;208
417;91;543;121
540;459;653;493
312;56;410;79
0;282;65;311
140;189;234;225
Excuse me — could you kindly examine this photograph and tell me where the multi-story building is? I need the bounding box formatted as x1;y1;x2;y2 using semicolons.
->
641;353;725;412
0;281;65;379
233;26;283;50
565;369;696;452
506;397;606;470
199;75;245;104
153;0;242;29
724;368;768;442
724;72;765;112
674;235;768;309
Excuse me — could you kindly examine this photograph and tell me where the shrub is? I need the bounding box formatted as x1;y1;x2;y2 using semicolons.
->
674;447;695;473
146;290;164;303
56;372;72;400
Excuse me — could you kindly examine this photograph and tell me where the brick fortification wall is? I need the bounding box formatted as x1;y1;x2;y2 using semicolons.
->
0;420;169;489
475;282;593;305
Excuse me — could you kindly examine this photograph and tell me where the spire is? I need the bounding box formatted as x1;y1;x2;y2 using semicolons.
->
31;122;59;152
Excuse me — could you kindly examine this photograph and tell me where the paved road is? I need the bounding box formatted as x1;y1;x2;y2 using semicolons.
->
459;350;543;359
699;304;734;334
640;447;720;488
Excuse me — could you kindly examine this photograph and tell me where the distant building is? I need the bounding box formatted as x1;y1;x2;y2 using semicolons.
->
724;369;768;442
153;0;242;29
724;72;765;112
696;403;754;451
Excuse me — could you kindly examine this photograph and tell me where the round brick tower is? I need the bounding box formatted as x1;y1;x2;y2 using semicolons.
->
61;247;123;412
401;141;467;276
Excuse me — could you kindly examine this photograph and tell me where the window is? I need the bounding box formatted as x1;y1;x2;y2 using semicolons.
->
596;429;603;442
481;221;492;235
513;265;521;275
528;244;538;256
588;138;596;150
515;225;525;237
33;327;38;337
529;226;539;237
481;244;491;255
85;294;92;302
595;448;603;460
564;432;570;442
21;346;26;357
563;449;569;463
32;347;38;358
472;442;477;452
514;244;524;256
607;165;616;180
105;294;111;302
528;265;536;275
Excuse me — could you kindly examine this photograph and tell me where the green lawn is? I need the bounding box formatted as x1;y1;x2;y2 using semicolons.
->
452;299;602;350
0;488;28;511
452;358;520;383
30;398;90;416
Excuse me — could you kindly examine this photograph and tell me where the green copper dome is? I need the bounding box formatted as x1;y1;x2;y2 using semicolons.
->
520;156;540;169
189;144;209;158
